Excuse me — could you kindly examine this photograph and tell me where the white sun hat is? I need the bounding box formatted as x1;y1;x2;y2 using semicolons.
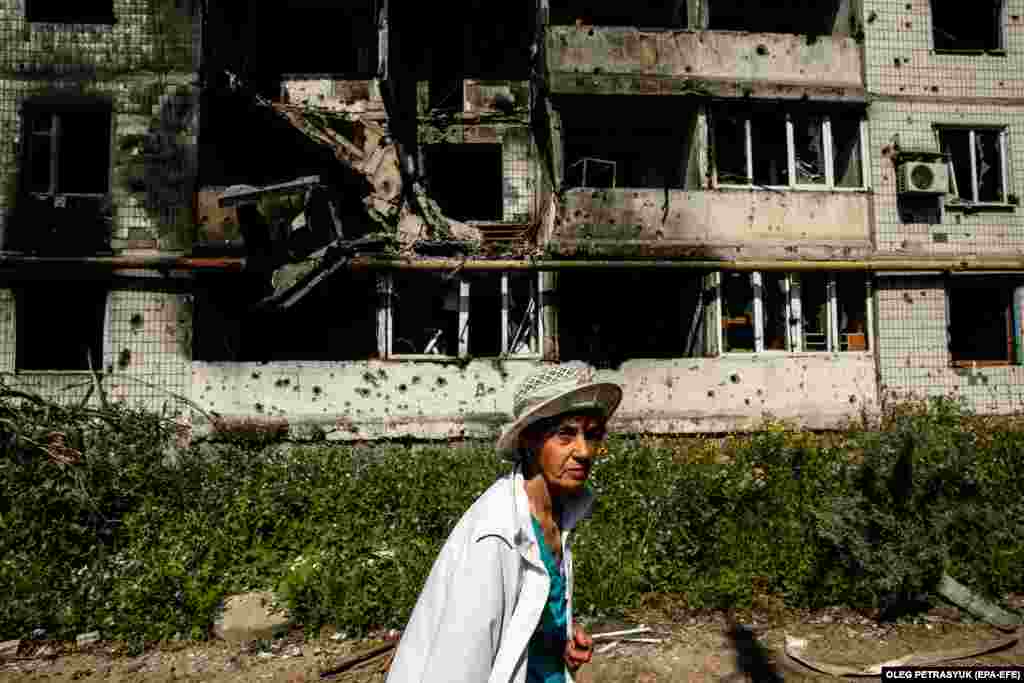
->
496;361;623;461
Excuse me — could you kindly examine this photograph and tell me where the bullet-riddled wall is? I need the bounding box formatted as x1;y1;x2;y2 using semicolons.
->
865;0;1024;410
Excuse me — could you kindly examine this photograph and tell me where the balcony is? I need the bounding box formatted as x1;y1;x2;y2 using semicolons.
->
546;26;865;100
550;188;872;258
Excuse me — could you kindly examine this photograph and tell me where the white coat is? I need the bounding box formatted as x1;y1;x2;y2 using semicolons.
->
385;463;594;683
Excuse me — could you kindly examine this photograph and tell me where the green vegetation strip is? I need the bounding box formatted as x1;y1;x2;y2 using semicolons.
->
1;395;1022;648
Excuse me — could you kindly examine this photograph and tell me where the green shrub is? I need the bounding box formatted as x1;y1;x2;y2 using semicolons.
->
1;392;1022;644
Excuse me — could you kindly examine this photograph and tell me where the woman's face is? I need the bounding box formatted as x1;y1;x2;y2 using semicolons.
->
526;413;607;498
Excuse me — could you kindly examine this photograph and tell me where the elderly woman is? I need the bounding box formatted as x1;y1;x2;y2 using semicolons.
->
386;362;623;683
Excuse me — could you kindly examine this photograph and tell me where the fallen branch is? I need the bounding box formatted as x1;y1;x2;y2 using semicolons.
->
319;641;396;680
592;625;651;641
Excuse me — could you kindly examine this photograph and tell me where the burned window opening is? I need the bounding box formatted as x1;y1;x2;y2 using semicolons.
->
192;272;377;362
549;1;689;28
26;0;114;23
425;144;503;221
24;105;111;197
559;272;703;367
16;283;106;372
947;278;1016;365
932;0;1003;51
709;0;840;35
562;99;696;190
938;127;1006;203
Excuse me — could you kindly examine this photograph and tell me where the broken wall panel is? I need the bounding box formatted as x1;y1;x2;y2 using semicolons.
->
546;26;865;96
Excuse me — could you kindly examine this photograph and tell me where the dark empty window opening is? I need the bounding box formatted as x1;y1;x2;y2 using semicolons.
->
947;279;1015;366
426;144;503;221
550;1;689;28
241;3;378;76
17;283;105;371
932;0;1003;52
709;0;840;34
468;272;539;357
26;0;114;23
390;273;463;357
559;272;703;368
722;272;755;353
192;272;378;362
563;100;696;189
24;105;111;198
898;195;942;224
938;127;1006;203
798;273;829;352
836;273;869;351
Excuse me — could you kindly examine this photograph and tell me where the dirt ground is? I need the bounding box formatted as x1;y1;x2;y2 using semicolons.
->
2;606;1022;682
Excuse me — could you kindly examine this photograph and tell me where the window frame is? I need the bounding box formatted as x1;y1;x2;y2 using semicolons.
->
712;271;873;355
930;0;1006;54
377;272;543;361
935;124;1011;207
944;276;1018;368
712;110;868;192
22;103;113;202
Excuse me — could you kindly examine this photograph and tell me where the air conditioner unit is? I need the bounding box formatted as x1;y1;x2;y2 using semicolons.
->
896;161;949;195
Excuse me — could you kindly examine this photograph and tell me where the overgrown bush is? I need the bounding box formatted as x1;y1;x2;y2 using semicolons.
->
1;392;1022;645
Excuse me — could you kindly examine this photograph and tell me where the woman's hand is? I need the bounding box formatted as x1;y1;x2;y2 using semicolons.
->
565;624;593;672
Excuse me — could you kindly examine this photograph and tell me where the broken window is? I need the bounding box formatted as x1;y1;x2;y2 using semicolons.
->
562;98;697;189
425;144;503;221
722;273;756;353
709;0;840;34
16;283;106;371
550;1;689;28
26;0;114;23
192;272;378;361
468;273;540;357
947;277;1016;365
24;105;111;198
387;273;464;358
938;127;1007;203
713;108;864;189
836;273;869;351
932;0;1004;52
559;272;704;367
716;271;870;353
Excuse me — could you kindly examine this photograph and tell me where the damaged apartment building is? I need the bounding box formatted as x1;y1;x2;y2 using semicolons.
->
0;0;1022;440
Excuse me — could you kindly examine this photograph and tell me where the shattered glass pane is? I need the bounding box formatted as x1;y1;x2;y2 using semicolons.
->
751;113;788;186
799;273;829;352
831;115;863;188
939;129;973;200
722;272;755;353
793;115;827;185
507;273;538;355
975;129;1003;202
714;113;748;184
762;273;789;350
392;273;461;356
